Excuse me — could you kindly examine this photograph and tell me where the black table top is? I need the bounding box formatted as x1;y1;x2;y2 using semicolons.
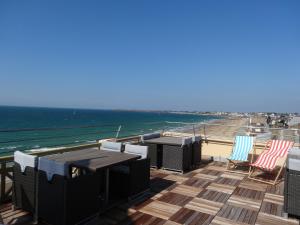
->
44;148;140;172
143;136;183;146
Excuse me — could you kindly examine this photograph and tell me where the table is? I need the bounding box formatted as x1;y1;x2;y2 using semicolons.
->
143;137;183;168
44;148;140;204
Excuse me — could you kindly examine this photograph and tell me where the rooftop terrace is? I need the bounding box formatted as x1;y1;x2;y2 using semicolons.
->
1;161;299;225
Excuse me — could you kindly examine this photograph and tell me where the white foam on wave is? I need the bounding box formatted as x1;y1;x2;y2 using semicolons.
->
0;145;23;150
165;121;190;124
27;146;65;153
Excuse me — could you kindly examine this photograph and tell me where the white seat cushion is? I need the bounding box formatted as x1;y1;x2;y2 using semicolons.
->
14;151;37;172
124;144;148;159
100;141;122;152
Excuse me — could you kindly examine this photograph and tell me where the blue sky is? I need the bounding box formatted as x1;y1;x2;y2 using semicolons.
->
0;1;299;112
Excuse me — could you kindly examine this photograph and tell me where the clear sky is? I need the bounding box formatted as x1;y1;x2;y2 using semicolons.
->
0;1;299;112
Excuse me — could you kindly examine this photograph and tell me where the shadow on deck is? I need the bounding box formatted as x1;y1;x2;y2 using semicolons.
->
1;161;299;225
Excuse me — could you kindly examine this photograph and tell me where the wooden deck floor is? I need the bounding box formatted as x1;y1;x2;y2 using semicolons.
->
1;162;299;225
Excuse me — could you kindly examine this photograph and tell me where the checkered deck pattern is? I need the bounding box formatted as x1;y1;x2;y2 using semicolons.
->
1;162;299;225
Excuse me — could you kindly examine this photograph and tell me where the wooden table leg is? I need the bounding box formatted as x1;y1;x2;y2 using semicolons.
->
104;169;109;205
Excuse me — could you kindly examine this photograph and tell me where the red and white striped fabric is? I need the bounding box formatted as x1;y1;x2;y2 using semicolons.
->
250;140;294;170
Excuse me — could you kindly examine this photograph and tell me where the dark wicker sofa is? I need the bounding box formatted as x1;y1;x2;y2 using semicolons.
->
162;137;193;173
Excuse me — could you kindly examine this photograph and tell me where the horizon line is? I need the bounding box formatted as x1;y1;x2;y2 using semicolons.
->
0;104;298;114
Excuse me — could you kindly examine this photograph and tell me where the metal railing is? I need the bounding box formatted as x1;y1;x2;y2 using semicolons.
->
163;122;300;146
199;123;300;144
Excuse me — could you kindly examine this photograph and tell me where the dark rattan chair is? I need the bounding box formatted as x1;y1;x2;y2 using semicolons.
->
110;144;150;199
162;137;193;173
141;143;162;168
140;132;161;168
12;151;38;214
37;157;103;225
284;148;300;217
192;136;202;167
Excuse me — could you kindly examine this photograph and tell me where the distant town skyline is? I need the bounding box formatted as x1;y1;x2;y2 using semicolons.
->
1;1;299;112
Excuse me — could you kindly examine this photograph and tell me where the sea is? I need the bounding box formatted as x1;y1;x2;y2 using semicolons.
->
0;106;220;156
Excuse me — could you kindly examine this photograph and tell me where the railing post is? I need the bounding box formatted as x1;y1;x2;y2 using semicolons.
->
115;125;122;139
280;129;284;140
1;162;6;203
295;130;299;144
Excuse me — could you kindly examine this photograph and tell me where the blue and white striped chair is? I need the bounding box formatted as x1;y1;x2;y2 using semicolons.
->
227;136;255;173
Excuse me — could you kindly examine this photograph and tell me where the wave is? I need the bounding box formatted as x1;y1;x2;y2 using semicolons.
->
165;121;187;124
27;146;65;153
0;145;23;150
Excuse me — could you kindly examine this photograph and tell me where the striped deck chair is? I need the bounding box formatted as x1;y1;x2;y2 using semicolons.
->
226;136;255;174
248;140;294;185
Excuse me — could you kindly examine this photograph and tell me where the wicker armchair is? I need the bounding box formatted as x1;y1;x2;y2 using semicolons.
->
192;136;202;167
140;132;161;168
284;148;300;217
110;144;150;198
37;157;102;225
12;151;38;213
141;143;162;168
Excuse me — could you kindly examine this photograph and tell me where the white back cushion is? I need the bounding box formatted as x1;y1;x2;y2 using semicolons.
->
14;151;37;172
124;144;148;159
100;141;122;152
192;136;201;142
182;137;192;146
38;157;69;181
140;132;160;142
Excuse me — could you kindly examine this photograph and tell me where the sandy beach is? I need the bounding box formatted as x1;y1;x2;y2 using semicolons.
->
165;115;273;141
165;116;254;140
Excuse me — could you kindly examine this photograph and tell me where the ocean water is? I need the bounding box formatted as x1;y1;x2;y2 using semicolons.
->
0;106;220;156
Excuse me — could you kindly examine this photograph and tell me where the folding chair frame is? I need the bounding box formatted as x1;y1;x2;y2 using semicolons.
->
248;141;294;185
